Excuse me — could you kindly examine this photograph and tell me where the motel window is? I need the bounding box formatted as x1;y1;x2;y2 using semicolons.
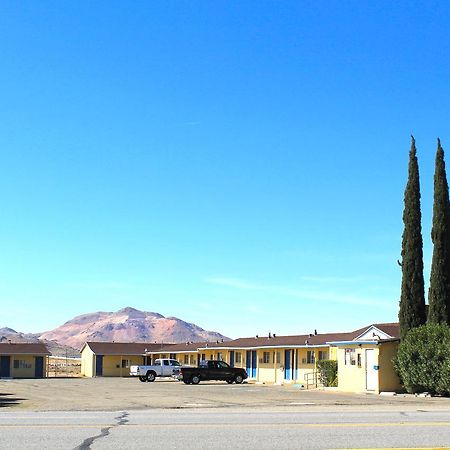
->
345;349;356;365
13;360;32;369
318;351;328;361
170;354;176;360
201;354;206;361
275;352;281;364
217;352;223;361
235;352;242;363
306;351;315;364
263;352;270;364
357;353;362;368
121;359;130;368
184;355;189;364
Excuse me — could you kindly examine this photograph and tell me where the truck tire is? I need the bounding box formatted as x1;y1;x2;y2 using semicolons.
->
191;375;201;385
234;375;244;384
146;371;156;382
139;376;148;382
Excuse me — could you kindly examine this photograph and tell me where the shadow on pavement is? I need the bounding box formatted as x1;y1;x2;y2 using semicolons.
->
0;392;26;407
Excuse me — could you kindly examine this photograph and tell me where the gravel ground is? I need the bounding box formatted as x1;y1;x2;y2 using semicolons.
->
1;377;450;411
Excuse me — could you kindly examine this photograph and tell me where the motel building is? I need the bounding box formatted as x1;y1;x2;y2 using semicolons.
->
80;342;174;377
0;342;50;378
79;323;401;394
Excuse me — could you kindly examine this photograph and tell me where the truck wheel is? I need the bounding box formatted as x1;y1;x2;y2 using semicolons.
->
146;371;156;382
191;375;200;385
234;375;244;384
139;376;147;382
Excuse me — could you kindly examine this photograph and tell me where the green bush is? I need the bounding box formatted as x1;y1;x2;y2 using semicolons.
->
394;324;450;395
316;359;338;387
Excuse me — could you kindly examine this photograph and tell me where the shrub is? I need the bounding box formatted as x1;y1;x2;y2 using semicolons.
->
316;359;338;387
394;324;450;395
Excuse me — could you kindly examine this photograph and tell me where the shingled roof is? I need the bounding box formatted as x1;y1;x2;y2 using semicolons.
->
148;342;211;354
0;342;50;355
82;342;174;355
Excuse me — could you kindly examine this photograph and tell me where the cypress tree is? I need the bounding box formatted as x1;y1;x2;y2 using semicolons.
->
428;139;450;325
399;136;426;339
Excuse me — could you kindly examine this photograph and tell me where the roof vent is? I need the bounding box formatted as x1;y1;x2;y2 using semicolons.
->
314;329;317;335
268;332;272;339
309;333;313;338
255;335;259;339
273;333;276;338
305;339;309;345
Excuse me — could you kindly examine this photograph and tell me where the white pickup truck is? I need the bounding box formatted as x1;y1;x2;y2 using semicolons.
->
130;358;182;382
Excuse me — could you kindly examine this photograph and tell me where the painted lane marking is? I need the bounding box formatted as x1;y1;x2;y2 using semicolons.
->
1;421;450;429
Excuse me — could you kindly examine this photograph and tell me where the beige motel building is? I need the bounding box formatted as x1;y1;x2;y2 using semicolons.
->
80;322;402;394
0;342;50;378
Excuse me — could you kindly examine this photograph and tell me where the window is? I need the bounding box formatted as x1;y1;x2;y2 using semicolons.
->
345;349;356;365
154;360;161;366
275;352;281;364
217;361;229;369
171;360;181;366
169;353;176;360
357;353;362;367
235;352;242;363
201;353;206;361
184;355;189;364
318;351;328;361
217;352;223;361
263;352;270;363
163;360;170;366
121;359;130;368
306;351;315;364
13;360;31;369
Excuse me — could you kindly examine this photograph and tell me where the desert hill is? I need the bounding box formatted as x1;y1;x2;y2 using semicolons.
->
39;307;229;351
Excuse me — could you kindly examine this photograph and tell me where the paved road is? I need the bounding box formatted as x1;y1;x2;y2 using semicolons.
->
1;409;450;449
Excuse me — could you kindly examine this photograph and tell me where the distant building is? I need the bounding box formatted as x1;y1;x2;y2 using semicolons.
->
0;342;50;378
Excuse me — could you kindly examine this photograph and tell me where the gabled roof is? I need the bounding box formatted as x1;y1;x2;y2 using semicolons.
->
81;342;174;355
352;323;400;340
0;343;50;356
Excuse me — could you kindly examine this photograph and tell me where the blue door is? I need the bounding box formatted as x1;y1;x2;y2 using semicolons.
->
229;351;235;368
251;351;257;378
95;355;103;376
0;356;10;377
246;350;251;377
35;357;44;378
284;350;291;380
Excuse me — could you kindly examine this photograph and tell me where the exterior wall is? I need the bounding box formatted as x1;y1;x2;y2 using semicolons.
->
7;355;47;378
337;344;378;393
81;347;95;377
378;341;402;392
101;355;146;377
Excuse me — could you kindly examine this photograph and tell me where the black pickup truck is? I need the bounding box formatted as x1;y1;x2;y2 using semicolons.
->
178;360;248;385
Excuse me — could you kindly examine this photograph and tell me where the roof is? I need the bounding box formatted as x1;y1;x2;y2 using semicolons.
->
148;342;211;354
0;343;51;356
82;342;174;355
197;331;360;350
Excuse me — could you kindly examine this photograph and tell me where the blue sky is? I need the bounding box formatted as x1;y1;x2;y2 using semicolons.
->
1;1;449;337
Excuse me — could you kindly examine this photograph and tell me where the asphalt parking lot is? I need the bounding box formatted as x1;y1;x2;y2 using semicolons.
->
2;377;450;411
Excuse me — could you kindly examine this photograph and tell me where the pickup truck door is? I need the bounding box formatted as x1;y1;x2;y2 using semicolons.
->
216;361;233;380
162;359;171;376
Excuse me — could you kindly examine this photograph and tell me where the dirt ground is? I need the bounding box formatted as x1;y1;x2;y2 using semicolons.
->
2;377;450;412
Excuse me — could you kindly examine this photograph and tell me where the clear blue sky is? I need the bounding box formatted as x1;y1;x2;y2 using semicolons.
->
1;1;449;337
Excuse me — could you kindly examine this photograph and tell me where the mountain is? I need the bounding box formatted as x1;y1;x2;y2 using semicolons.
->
39;307;229;350
0;328;81;357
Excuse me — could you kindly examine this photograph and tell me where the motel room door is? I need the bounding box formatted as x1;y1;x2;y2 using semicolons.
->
35;356;44;378
365;349;377;391
284;350;291;380
0;356;10;377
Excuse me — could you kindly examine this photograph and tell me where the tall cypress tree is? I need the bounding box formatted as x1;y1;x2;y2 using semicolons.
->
399;136;426;339
428;139;450;325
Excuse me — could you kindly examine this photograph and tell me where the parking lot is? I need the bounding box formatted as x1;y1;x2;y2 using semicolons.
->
2;377;450;411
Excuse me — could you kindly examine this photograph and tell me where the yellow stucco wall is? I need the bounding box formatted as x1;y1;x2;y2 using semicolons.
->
81;346;95;377
336;342;402;394
378;341;402;392
337;344;374;393
9;355;47;378
101;355;145;377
